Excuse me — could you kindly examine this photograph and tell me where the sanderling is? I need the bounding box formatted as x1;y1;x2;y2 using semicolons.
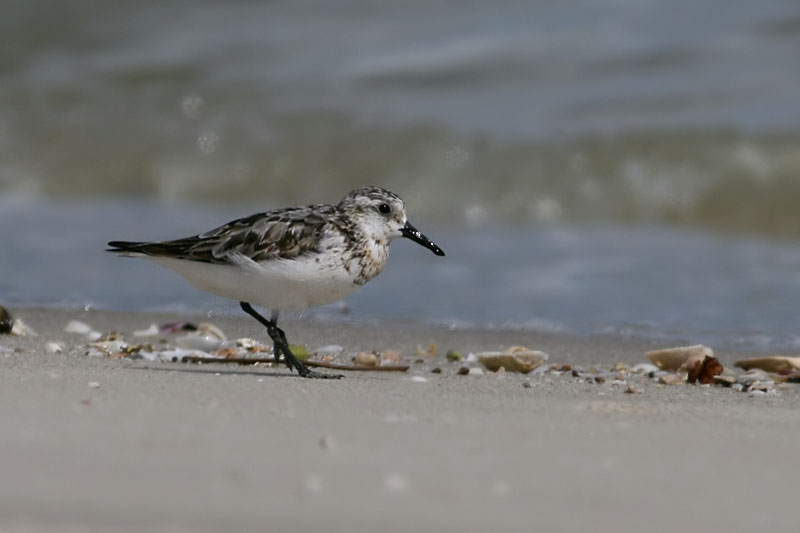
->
107;186;445;379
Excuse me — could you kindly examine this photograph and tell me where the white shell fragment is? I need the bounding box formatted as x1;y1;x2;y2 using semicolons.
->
646;345;713;371
137;348;218;362
133;324;160;337
45;342;64;354
175;333;225;351
64;320;102;341
11;319;38;337
196;323;227;340
734;356;800;374
477;346;549;374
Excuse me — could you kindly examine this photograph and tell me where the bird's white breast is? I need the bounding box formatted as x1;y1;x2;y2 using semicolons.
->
150;232;378;311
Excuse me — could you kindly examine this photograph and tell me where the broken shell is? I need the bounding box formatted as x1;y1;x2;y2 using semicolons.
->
477;347;548;374
658;373;685;385
0;306;13;334
734;356;800;374
64;320;100;340
88;340;128;357
196;323;227;341
380;349;403;364
625;382;643;394
11;318;38;337
175;333;225;351
45;342;64;354
354;352;379;367
133;324;160;337
646;345;713;371
713;374;737;387
415;342;438;357
315;345;344;357
687;356;724;385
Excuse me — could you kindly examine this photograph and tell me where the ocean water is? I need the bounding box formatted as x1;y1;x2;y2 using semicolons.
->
3;0;800;348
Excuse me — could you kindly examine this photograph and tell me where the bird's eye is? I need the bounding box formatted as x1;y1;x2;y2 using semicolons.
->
378;203;391;215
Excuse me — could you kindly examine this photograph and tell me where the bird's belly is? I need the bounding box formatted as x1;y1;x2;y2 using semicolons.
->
152;255;359;311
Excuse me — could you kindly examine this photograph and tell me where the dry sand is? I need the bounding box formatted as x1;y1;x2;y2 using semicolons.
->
1;307;798;532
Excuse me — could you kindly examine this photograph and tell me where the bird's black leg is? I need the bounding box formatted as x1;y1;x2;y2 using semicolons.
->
239;302;343;379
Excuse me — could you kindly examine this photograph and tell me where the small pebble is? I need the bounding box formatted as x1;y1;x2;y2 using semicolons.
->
522;381;532;389
354;351;379;367
88;382;100;389
409;376;427;383
457;367;470;375
431;367;442;374
446;350;463;362
625;383;643;394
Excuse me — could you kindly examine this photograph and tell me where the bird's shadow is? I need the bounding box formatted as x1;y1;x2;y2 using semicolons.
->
127;363;299;379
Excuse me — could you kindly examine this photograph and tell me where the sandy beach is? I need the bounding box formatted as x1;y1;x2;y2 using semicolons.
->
0;306;797;532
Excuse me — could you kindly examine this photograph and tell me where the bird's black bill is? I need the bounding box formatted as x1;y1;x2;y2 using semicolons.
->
400;221;445;256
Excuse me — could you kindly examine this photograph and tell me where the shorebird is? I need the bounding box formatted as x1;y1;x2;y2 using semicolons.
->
107;186;445;378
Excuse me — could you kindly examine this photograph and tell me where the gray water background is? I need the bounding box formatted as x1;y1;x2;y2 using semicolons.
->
3;0;800;348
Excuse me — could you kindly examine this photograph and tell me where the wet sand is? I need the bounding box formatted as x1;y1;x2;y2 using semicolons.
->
1;307;798;532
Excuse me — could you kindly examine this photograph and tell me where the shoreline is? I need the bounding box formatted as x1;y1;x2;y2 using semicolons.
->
2;306;799;532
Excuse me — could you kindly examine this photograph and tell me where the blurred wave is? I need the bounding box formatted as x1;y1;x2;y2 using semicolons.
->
2;0;800;235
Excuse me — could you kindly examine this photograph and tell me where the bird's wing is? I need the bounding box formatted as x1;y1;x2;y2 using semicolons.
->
107;205;340;264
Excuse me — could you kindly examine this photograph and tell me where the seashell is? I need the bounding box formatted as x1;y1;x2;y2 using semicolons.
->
657;373;685;385
379;349;403;364
64;320;93;335
354;351;379;367
175;333;225;352
196;323;227;340
133;324;159;337
11;318;38;337
734;356;800;374
0;306;13;334
64;320;100;340
88;340;128;357
415;342;438;357
315;344;344;357
45;342;64;354
646;345;713;371
477;346;548;374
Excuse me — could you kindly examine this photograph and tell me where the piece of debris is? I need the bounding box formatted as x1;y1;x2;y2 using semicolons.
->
477;346;548;374
734;356;800;374
687;355;724;384
625;382;643;394
658;373;685;385
446;350;463;362
11;318;38;337
415;342;438;358
45;342;64;354
647;345;713;371
133;324;159;337
64;320;101;341
88;382;100;388
354;351;379;367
